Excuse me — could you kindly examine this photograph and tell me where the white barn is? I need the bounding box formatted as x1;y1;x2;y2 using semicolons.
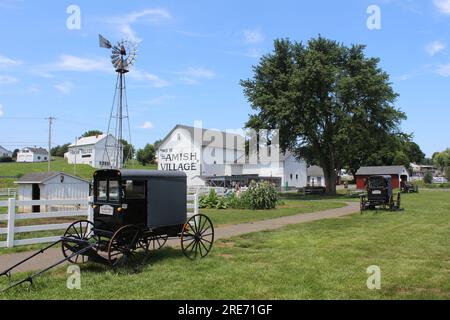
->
15;172;90;213
65;134;123;169
16;147;48;163
0;146;12;158
157;125;307;189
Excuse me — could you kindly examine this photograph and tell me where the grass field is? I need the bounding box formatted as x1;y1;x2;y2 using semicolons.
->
1;190;449;300
0;157;157;188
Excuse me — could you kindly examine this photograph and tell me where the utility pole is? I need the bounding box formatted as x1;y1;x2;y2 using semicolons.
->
74;136;78;176
47;117;56;172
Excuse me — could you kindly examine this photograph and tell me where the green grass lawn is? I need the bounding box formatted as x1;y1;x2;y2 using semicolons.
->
0;157;157;188
1;190;449;300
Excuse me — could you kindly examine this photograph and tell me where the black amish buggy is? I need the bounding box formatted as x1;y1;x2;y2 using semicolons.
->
360;175;402;213
400;181;419;193
1;170;214;291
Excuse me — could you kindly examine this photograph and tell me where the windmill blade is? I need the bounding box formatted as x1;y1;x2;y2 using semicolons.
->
99;34;112;49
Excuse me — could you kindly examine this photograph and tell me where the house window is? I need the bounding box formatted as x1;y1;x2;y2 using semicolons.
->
37;156;41;160
177;133;181;141
290;174;293;180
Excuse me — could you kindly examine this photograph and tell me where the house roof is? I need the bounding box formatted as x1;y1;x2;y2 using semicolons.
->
21;147;48;154
158;125;245;151
307;166;324;177
69;134;118;147
355;166;408;176
0;146;12;153
15;172;90;184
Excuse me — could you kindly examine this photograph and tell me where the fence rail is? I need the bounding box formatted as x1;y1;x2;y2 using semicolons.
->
0;194;199;249
0;188;17;198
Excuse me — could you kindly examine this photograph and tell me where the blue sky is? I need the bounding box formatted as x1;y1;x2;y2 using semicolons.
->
0;0;449;157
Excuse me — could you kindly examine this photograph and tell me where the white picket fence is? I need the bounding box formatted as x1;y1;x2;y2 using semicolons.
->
0;194;199;249
188;186;226;196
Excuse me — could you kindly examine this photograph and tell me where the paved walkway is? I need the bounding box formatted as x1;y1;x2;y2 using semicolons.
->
0;202;359;274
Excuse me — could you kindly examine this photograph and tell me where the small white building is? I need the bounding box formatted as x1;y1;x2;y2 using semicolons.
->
16;147;48;163
307;166;326;187
65;134;123;169
0;146;12;158
15;172;90;213
157;124;307;189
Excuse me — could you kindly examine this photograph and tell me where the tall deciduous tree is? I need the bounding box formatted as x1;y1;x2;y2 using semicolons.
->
81;130;103;138
241;36;406;194
136;144;156;166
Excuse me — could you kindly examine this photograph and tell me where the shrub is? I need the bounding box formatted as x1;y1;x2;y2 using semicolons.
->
0;156;13;163
199;189;220;209
239;182;279;210
424;171;433;184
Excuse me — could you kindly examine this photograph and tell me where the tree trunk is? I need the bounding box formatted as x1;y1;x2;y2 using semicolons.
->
323;166;337;195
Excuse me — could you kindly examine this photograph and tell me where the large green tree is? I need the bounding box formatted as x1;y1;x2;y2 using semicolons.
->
120;139;135;163
136;144;156;166
81;130;103;138
241;36;406;194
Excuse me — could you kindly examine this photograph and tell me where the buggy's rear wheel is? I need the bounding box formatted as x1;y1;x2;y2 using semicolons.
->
108;225;144;273
62;220;98;264
181;214;214;260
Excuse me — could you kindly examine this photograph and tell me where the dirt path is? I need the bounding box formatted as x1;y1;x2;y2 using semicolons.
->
0;202;359;274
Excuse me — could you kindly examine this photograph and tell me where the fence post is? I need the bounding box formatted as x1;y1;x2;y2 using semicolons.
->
7;198;16;248
194;193;199;216
87;196;94;222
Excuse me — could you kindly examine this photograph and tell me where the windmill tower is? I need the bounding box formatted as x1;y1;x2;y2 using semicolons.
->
99;34;138;169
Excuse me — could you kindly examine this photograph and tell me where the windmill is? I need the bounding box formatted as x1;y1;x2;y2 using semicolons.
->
99;34;138;169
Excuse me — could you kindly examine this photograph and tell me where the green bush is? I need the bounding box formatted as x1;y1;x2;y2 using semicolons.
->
424;172;433;184
239;182;279;210
0;156;13;163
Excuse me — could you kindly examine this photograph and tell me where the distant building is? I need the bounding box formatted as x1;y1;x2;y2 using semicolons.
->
157;124;307;189
307;166;326;187
15;172;89;213
65;134;123;169
16;147;48;163
0;146;12;158
355;166;410;189
410;163;439;181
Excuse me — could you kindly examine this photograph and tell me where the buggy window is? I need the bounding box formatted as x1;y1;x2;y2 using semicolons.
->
124;180;146;200
98;180;107;201
109;180;120;201
368;177;386;189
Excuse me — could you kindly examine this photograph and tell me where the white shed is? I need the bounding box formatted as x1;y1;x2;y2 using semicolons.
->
16;147;49;163
15;172;90;213
0;146;12;158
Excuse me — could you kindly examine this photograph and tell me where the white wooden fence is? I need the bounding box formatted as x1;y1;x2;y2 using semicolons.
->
188;186;226;196
0;188;17;198
0;194;199;249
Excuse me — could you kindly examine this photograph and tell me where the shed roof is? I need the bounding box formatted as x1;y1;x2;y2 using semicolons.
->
69;134;119;147
21;147;48;154
355;166;408;176
307;166;324;177
15;172;90;184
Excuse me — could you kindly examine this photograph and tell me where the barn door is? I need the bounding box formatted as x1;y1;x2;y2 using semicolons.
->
32;184;41;213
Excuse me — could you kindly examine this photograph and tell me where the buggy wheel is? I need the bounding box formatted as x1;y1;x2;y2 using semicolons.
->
108;225;143;273
143;235;168;251
62;220;98;264
181;214;214;260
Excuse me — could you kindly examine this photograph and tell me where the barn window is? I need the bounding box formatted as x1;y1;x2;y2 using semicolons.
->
177;133;181;141
290;174;293;180
296;174;299;180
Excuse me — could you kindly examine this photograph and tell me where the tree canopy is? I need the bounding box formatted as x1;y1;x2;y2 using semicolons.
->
81;130;103;138
241;36;407;194
136;144;156;166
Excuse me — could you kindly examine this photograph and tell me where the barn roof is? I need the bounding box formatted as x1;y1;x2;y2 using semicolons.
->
15;172;90;184
69;134;119;147
157;124;245;151
307;166;324;177
355;166;408;176
21;147;48;154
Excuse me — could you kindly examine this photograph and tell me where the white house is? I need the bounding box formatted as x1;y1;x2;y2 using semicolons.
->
15;172;90;213
307;166;326;187
0;146;12;158
16;147;48;163
65;134;123;169
157;124;307;189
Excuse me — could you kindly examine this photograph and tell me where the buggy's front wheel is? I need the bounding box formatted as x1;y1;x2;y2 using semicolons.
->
107;225;144;273
181;214;214;260
61;220;98;264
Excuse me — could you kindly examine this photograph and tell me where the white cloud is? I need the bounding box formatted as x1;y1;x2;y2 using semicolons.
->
129;70;169;87
243;29;265;44
139;121;154;129
178;67;216;85
436;64;450;76
0;104;3;117
0;55;22;68
433;0;450;14
54;81;74;94
105;8;172;42
0;75;18;84
140;95;174;106
426;41;446;56
52;55;111;72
